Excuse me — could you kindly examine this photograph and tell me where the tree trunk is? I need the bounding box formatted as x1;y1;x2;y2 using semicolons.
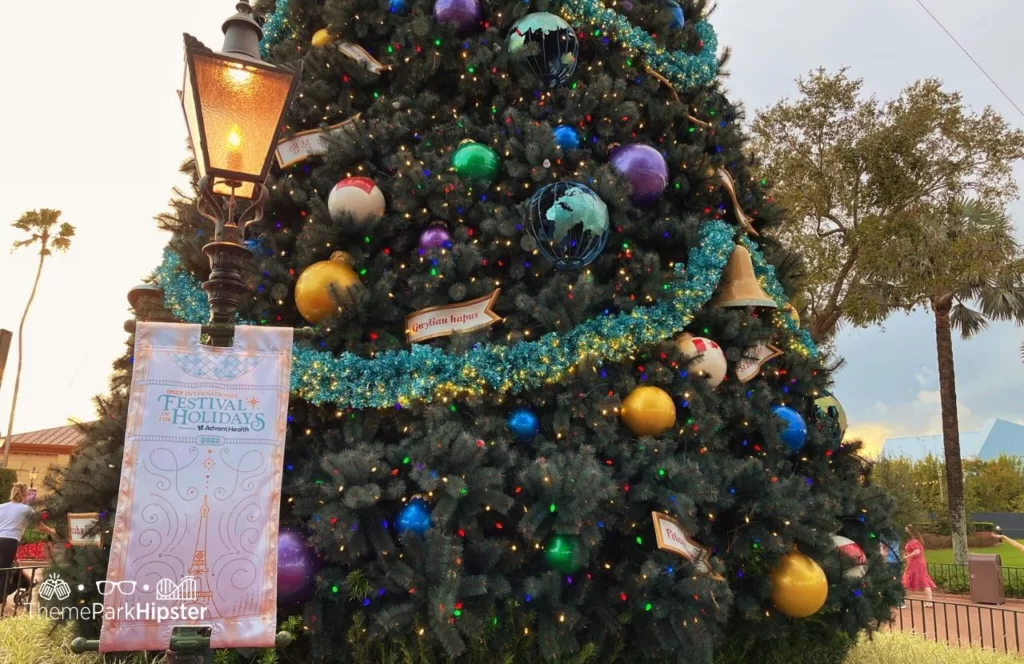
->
1;249;46;468
933;297;969;566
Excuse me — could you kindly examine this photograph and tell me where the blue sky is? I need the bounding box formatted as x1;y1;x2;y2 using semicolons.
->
0;0;1020;454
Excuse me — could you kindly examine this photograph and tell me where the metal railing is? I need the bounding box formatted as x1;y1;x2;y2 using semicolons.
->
0;565;47;618
893;597;1023;654
927;562;1024;598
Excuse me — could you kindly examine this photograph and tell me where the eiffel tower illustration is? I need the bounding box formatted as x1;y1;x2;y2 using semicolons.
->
186;495;216;614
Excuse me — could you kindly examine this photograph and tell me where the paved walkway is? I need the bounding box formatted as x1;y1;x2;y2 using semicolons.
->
890;592;1024;654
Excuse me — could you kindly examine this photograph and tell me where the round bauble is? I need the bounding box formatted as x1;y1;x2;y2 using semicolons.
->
311;28;333;48
419;224;453;250
621;386;676;437
770;551;828;618
396;497;433;535
665;0;685;29
389;0;407;13
815;392;847;437
277;528;318;604
507;407;540;442
526;181;609;270
433;0;481;34
553;124;581;151
294;252;361;324
833;535;867;579
771;405;807;453
506;13;579;88
452;141;501;184
544;534;581;573
675;333;727;387
609;144;669;206
328;176;386;225
783;302;800;327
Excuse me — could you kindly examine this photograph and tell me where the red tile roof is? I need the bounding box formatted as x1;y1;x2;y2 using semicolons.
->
8;423;92;454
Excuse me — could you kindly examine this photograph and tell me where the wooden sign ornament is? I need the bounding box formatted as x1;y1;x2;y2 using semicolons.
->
406;290;501;343
735;342;783;383
67;512;102;547
651;512;722;579
275;114;362;168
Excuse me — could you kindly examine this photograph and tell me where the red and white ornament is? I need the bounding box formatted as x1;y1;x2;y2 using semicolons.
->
675;334;727;387
328;176;386;224
833;535;867;579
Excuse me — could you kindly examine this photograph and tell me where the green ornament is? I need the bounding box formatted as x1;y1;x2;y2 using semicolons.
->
544;534;581;573
452;141;501;183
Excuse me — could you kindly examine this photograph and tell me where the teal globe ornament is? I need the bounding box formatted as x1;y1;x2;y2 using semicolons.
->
526;181;609;270
506;12;579;87
452;141;501;184
507;407;540;442
396;497;433;535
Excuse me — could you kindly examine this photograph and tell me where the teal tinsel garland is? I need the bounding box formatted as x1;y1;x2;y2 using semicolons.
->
259;0;290;59
153;221;816;408
558;1;719;92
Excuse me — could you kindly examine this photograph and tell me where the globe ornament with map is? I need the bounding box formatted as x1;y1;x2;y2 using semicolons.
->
506;12;579;87
525;181;609;270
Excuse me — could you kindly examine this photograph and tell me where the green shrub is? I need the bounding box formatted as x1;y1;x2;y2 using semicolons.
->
848;631;1022;663
972;521;996;532
0;614;100;664
713;621;855;664
0;468;17;505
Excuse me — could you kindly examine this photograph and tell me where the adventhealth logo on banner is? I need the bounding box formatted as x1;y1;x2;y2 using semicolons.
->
32;574;208;622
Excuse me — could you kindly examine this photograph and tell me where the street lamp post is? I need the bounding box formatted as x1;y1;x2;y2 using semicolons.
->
179;0;300;347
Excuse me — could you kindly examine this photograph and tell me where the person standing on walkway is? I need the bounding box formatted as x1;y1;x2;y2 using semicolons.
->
0;482;55;600
902;524;936;606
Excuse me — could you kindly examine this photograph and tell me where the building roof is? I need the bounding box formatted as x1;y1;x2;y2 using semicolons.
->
881;418;1024;462
7;423;91;454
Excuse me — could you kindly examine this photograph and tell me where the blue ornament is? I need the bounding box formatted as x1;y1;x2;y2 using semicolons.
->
665;1;684;29
771;405;807;453
244;238;264;255
396;497;433;535
507;407;540;442
389;0;407;13
552;125;581;151
525;181;610;270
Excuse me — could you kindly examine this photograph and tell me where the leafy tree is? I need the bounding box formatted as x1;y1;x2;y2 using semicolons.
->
749;68;1024;342
871;457;925;531
973;455;1024;514
857;199;1024;563
1;209;74;468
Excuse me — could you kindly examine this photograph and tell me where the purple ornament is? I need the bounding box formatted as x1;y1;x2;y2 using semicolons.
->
277;528;317;604
433;0;481;34
419;224;453;250
609;144;669;206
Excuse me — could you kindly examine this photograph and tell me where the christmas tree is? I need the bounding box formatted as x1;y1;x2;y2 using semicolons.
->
45;0;901;661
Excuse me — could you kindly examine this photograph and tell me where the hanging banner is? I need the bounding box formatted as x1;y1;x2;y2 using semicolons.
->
275;114;362;168
100;323;293;653
735;342;782;384
406;290;501;343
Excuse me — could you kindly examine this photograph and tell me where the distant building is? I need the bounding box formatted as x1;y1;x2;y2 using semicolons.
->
4;423;90;495
881;419;1024;462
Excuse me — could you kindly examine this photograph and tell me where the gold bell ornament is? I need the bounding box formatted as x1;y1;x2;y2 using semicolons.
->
770;551;828;618
713;244;776;308
294;251;361;324
620;386;676;437
783;302;800;327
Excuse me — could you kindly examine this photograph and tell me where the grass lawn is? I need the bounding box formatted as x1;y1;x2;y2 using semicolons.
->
925;542;1024;567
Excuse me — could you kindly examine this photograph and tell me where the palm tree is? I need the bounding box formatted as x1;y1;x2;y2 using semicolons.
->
1;210;75;468
856;199;1024;564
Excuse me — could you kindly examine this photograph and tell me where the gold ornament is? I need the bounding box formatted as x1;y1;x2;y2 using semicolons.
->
311;28;333;48
815;393;847;437
294;252;361;324
621;386;676;437
713;244;777;308
783;303;800;327
770;551;828;618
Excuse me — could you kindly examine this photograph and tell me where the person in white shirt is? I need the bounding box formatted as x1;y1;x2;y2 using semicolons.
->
0;482;55;571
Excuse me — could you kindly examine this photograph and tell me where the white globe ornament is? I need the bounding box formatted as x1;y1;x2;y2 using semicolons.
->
328;176;386;225
833;535;867;579
675;334;727;387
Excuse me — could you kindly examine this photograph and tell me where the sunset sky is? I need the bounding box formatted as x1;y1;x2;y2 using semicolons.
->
1;0;1021;458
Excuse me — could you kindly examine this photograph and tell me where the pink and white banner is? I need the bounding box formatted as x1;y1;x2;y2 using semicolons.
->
100;323;293;652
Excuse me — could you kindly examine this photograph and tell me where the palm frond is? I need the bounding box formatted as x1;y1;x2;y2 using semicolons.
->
949;302;989;339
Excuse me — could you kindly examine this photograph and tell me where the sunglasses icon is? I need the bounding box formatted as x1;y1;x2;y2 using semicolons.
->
96;580;138;596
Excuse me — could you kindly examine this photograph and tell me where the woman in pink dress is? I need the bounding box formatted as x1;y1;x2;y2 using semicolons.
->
902;525;936;606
